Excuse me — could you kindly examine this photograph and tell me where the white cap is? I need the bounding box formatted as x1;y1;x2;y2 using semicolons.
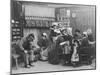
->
87;29;92;34
83;31;87;36
54;29;61;34
52;22;58;26
42;33;47;37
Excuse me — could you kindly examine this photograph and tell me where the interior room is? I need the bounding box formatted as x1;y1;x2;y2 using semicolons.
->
11;0;96;74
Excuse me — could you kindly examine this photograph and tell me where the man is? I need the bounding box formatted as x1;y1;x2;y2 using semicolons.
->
17;33;35;68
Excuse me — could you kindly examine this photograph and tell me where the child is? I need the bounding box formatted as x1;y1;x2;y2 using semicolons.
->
71;40;80;67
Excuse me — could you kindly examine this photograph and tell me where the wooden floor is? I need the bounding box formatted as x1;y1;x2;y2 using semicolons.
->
11;60;95;74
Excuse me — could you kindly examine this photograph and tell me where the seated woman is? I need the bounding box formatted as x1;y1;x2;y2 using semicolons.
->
81;32;89;47
37;33;49;61
87;29;95;59
79;32;93;65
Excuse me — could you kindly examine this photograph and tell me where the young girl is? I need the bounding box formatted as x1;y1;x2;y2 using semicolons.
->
71;40;80;67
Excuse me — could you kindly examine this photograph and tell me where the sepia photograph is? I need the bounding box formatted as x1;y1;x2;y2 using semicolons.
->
11;0;96;74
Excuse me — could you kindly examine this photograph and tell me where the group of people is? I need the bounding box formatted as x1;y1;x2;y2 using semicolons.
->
12;22;95;68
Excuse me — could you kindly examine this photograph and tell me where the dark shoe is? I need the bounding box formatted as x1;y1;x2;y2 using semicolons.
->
72;62;80;67
86;61;92;65
73;63;78;67
67;63;72;66
62;63;72;66
24;65;31;68
33;60;38;62
62;63;67;66
29;63;34;67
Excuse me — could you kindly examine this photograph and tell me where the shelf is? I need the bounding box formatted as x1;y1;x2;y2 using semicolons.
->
11;22;23;42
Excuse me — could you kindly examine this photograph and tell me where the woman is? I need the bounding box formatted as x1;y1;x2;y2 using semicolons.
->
58;28;73;66
37;33;49;61
48;23;61;64
79;31;93;65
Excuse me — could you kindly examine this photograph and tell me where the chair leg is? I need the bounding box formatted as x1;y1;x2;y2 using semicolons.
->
15;58;18;69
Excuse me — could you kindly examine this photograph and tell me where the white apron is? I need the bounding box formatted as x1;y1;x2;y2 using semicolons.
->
71;46;79;62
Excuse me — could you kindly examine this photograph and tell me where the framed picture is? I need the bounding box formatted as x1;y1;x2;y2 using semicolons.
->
11;0;96;75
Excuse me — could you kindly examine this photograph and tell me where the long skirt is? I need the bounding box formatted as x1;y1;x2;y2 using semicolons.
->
48;43;60;64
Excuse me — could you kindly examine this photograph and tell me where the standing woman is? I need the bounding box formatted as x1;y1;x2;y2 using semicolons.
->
58;28;73;66
48;22;61;64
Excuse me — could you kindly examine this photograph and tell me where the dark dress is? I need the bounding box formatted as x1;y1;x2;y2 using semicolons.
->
79;37;93;64
48;42;60;64
49;29;60;42
48;35;64;64
88;34;95;58
48;34;73;65
88;34;94;42
59;35;73;63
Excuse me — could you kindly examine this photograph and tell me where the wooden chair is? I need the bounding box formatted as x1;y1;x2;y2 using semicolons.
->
12;42;20;69
12;54;20;69
79;47;92;64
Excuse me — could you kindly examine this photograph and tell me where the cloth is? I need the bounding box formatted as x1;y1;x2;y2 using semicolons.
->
37;38;49;60
71;46;79;62
37;38;49;49
40;47;48;60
